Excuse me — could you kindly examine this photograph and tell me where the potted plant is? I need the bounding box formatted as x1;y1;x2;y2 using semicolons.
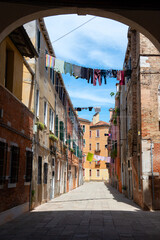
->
49;134;58;142
35;122;45;131
70;148;75;154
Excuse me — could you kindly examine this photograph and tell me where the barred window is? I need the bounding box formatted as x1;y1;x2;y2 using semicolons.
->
38;156;42;184
10;146;20;183
0;141;8;184
44;163;48;184
25;151;33;182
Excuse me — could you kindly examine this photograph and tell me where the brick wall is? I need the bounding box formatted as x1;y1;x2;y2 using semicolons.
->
0;85;33;212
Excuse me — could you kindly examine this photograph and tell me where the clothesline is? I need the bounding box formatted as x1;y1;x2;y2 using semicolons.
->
74;106;101;112
45;54;127;86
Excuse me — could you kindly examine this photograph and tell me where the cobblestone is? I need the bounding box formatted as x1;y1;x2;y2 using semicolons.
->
0;182;160;240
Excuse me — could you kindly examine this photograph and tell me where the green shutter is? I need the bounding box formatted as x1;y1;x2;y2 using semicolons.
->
60;121;64;142
55;115;58;137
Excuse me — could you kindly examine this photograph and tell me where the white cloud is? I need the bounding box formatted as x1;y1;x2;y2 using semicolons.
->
44;14;128;68
68;89;115;106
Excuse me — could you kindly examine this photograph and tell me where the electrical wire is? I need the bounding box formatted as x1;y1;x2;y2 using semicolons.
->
51;16;97;44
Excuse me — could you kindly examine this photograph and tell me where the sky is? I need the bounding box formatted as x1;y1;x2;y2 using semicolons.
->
44;14;128;123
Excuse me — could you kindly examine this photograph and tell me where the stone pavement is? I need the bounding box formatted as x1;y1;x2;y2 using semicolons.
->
0;182;160;240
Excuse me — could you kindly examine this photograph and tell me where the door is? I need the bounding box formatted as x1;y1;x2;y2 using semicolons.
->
51;171;55;199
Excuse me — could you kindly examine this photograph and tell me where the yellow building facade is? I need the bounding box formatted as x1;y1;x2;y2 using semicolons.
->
79;113;109;181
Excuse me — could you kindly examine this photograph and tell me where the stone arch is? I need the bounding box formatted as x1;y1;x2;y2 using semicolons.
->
0;2;160;51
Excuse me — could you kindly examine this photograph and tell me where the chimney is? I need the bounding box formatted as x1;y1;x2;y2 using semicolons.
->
109;108;113;121
92;112;99;125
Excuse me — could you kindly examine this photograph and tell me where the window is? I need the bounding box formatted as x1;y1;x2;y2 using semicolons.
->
10;146;20;183
97;169;100;177
44;163;48;184
50;68;54;85
38;156;42;184
96;143;100;151
60;121;64;142
45;50;48;71
55;73;59;93
52;158;55;166
44;101;47;126
57;161;60;180
96;129;100;137
89;144;91;151
37;29;41;52
138;156;141;190
83;139;85;147
36;89;39;118
75;167;77;178
89;130;92;138
49;108;54;132
89;169;92;177
0;141;8;184
55;115;58;137
5;49;14;93
25;151;33;182
83;125;85;133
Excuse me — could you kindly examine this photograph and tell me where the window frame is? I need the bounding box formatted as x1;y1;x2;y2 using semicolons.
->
9;145;20;184
25;150;33;182
96;129;100;137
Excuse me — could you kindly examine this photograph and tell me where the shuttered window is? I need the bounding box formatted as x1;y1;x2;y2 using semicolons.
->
60;121;64;142
10;146;20;183
38;156;42;184
55;115;59;137
25;151;33;182
0;142;8;184
44;163;48;184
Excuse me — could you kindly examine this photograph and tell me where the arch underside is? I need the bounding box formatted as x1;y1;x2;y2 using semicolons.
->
0;2;160;50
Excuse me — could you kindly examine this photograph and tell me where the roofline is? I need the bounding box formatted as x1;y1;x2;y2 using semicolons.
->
78;118;91;123
90;124;109;128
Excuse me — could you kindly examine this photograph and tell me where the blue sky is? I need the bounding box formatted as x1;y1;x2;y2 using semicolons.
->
44;14;128;122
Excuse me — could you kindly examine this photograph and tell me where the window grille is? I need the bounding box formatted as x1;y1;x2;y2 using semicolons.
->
0;142;8;184
38;156;42;184
25;151;33;182
44;163;48;184
10;146;20;183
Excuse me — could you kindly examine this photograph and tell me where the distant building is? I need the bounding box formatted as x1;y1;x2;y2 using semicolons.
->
107;85;121;192
79;113;109;181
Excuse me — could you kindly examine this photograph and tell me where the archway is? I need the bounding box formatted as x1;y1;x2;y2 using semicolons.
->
0;1;160;51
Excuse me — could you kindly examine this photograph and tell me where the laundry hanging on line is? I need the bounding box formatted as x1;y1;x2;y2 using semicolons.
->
74;106;101;113
45;54;126;85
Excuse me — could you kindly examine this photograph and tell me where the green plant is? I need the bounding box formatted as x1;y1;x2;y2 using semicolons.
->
70;148;75;153
35;122;45;131
63;144;68;149
115;107;120;114
113;118;117;126
110;92;115;97
111;149;117;159
49;134;58;142
122;185;127;190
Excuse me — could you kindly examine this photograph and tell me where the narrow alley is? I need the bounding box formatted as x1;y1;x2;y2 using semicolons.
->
1;182;160;240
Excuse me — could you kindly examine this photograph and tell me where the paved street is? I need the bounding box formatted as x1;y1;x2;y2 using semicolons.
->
1;182;160;240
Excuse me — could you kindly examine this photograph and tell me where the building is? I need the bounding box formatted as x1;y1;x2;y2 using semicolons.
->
120;28;160;209
107;85;122;192
79;113;109;181
0;26;37;224
24;19;83;207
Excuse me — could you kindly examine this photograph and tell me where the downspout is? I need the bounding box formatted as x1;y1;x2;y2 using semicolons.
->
151;140;155;208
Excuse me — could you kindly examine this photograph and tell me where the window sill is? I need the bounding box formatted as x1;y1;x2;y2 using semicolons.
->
24;182;31;186
8;183;16;188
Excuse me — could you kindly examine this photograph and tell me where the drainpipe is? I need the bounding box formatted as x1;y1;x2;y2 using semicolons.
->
151;140;155;207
